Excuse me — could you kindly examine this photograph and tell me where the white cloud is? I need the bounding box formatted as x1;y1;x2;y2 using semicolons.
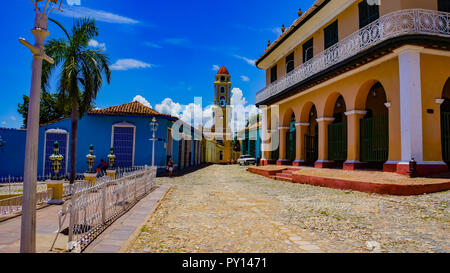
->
151;88;259;134
144;42;162;49
60;5;139;24
212;65;220;71
67;0;81;5
272;27;282;35
229;88;260;133
1;121;6;125
10;116;17;121
88;39;106;50
234;55;256;66
163;38;190;46
155;98;182;118
111;59;152;71
240;75;250;82
133;95;152;109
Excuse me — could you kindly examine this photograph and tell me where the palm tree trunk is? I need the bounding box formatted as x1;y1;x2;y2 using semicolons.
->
69;101;79;184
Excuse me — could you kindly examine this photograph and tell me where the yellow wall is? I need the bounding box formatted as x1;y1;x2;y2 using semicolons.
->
277;56;402;162
274;51;450;164
264;0;441;80
420;53;450;162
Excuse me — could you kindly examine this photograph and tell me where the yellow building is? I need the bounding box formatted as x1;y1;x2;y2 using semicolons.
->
256;0;450;176
203;66;235;164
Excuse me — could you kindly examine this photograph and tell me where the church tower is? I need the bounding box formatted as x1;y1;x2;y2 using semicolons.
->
214;66;232;107
212;66;233;163
213;66;232;136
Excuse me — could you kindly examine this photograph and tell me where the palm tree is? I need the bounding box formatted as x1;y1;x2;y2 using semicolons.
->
42;18;111;184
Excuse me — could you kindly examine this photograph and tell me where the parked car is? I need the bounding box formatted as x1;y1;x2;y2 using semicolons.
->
238;155;256;165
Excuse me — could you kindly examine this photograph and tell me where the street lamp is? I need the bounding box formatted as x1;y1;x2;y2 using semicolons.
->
149;118;159;167
20;0;62;253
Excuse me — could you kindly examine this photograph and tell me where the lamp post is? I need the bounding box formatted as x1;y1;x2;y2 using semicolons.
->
20;0;62;253
149;118;159;167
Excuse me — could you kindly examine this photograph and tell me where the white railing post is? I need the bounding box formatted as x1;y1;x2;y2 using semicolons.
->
101;181;106;224
134;172;137;201
144;165;148;194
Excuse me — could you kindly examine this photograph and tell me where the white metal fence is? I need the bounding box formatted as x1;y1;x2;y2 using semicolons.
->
256;9;450;103
0;188;53;217
64;165;157;252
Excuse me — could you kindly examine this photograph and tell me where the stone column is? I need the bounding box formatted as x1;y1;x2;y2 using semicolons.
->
260;108;270;165
344;110;367;170
394;45;447;175
293;123;309;166
315;117;335;168
277;127;289;165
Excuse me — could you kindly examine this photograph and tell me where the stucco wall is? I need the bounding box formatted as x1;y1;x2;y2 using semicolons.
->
0;128;27;177
0;115;186;177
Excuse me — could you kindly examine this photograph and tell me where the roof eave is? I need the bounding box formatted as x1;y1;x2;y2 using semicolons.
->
255;0;331;69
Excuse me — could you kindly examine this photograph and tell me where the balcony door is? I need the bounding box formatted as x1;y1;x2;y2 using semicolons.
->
438;0;450;12
359;0;379;29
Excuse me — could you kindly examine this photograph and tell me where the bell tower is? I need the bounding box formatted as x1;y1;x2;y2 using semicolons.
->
212;66;233;163
214;66;232;107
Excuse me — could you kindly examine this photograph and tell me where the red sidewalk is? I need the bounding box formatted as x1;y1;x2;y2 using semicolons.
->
248;166;450;196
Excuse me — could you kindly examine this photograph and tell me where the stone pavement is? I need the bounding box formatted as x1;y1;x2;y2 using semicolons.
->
0;203;67;253
84;185;170;253
0;185;170;253
128;165;325;253
128;164;449;253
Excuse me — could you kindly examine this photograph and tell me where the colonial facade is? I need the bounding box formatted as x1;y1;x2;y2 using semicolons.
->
256;0;450;176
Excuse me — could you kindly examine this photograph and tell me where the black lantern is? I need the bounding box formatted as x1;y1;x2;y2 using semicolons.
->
408;158;417;178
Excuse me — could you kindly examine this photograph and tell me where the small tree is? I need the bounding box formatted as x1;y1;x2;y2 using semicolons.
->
17;92;70;128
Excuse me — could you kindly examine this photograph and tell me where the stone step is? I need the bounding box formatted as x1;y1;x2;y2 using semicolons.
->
276;173;293;179
275;176;293;182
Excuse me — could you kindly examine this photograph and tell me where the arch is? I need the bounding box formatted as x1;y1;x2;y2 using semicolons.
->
440;77;450;163
354;79;391;110
300;101;315;123
442;77;450;100
363;82;388;118
332;95;347;123
305;104;318;165
327;94;348;164
281;107;295;127
360;81;389;166
322;91;348;118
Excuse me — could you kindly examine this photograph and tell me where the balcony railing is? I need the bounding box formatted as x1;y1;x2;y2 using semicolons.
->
256;9;450;104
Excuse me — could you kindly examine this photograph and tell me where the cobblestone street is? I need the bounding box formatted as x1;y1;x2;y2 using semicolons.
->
128;165;449;253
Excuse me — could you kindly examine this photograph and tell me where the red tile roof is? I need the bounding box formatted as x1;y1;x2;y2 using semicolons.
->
217;66;229;75
88;101;176;119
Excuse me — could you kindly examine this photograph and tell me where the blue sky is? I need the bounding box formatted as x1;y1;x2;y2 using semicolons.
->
1;0;316;129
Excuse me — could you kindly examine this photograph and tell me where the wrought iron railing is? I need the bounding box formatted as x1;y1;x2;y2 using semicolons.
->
256;9;450;104
64;166;157;252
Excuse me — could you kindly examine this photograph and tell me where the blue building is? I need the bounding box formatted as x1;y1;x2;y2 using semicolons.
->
237;121;262;161
0;101;203;177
